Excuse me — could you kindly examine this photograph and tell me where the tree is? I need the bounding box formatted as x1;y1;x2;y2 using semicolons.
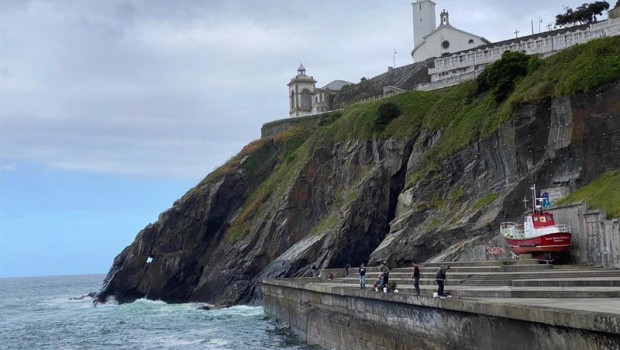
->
555;1;610;27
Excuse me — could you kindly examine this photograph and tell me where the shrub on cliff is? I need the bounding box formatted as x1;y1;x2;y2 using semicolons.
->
375;102;401;130
475;51;542;101
485;51;531;103
506;36;620;104
475;68;489;95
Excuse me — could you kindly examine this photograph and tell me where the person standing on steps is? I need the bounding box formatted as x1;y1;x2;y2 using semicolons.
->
345;263;350;277
380;261;390;293
411;260;420;296
435;265;450;297
359;263;367;289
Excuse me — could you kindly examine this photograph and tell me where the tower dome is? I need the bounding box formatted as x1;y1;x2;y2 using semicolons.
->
297;63;307;77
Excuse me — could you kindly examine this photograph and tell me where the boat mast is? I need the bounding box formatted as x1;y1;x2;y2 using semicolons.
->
530;184;536;214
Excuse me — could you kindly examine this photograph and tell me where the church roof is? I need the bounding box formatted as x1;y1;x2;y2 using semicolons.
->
320;80;353;91
411;24;491;56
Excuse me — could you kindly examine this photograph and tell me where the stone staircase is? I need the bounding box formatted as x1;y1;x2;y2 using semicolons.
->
320;259;620;299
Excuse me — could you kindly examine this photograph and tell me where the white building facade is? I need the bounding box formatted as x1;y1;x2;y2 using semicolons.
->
411;0;489;62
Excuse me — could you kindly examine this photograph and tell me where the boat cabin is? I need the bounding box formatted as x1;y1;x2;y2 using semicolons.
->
530;213;556;228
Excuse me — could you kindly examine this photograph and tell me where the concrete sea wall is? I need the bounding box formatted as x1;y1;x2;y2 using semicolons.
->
263;279;620;350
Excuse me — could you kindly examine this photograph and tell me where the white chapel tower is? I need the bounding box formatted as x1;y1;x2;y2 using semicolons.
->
288;63;317;117
412;0;437;49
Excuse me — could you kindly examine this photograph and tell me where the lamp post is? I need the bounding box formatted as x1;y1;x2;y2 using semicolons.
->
393;49;397;68
539;17;543;33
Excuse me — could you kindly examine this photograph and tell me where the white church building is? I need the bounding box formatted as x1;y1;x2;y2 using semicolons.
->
288;64;352;117
284;1;620;115
411;0;490;62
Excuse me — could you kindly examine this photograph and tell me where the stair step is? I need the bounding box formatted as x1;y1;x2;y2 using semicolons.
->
318;261;620;298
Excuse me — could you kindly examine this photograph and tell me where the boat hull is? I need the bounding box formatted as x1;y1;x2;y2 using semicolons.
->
503;232;572;255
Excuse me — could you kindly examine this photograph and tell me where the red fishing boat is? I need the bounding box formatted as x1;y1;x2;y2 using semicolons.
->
501;186;571;261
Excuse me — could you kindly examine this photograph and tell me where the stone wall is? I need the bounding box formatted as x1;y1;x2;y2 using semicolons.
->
261;112;332;139
548;204;620;269
263;279;620;350
331;60;432;109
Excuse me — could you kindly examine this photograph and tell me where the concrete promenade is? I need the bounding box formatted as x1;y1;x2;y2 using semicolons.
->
263;260;620;350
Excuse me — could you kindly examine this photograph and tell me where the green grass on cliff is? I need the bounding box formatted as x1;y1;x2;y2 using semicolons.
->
500;36;620;117
315;37;619;167
225;126;319;241
320;90;440;142
555;170;620;218
472;192;500;211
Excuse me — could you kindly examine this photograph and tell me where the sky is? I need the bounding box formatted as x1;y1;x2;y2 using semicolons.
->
0;0;603;278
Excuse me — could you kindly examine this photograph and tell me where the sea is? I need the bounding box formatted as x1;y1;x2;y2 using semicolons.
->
0;274;318;350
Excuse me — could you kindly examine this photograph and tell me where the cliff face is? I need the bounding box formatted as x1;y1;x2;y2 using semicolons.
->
96;78;619;306
372;83;620;265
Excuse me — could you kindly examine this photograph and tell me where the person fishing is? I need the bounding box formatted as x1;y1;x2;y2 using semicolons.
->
435;265;450;297
380;261;390;293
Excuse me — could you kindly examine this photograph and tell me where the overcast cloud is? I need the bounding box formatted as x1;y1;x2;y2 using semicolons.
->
0;0;597;181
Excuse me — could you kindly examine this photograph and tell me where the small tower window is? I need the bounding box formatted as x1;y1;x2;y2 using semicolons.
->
301;89;312;108
441;40;450;49
468;39;474;44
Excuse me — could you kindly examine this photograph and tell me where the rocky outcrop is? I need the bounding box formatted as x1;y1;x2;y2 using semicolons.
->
97;135;413;305
97;78;619;306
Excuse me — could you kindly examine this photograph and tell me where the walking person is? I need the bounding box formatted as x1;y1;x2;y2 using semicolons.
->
380;261;390;293
435;265;450;297
411;260;420;296
359;263;367;289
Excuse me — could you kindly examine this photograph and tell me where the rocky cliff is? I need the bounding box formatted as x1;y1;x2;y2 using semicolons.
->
96;38;620;306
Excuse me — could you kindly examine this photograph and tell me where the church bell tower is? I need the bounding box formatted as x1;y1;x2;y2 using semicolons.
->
412;0;437;49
